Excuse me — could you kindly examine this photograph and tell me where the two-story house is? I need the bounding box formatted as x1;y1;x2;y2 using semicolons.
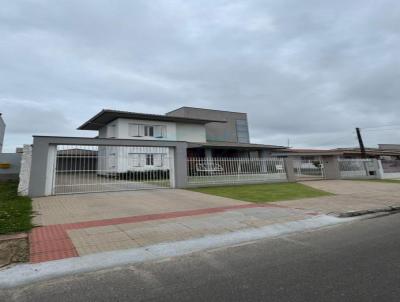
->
77;107;285;173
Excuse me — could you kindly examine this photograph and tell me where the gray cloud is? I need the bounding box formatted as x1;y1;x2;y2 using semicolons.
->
1;0;400;152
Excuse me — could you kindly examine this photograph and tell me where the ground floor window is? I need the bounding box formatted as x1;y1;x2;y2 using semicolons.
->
146;154;154;166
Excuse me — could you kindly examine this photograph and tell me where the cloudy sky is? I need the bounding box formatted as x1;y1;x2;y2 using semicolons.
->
1;0;400;152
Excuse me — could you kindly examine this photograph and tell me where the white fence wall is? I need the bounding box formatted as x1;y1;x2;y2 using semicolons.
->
187;157;287;186
18;145;32;196
380;159;400;179
338;158;378;179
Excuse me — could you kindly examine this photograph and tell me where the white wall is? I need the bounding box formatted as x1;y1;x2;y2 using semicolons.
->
98;126;108;138
18;145;32;196
176;123;206;142
381;172;400;179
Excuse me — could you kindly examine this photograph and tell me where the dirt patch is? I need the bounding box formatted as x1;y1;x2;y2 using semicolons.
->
0;233;29;268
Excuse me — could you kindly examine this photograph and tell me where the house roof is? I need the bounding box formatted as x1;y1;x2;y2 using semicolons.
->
166;106;247;115
275;148;344;156
187;141;287;150
78;109;227;130
334;147;400;157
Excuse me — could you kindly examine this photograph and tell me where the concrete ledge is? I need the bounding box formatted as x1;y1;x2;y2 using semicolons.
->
332;204;400;218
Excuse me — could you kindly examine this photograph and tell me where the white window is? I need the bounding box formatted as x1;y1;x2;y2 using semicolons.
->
129;124;166;138
129;124;140;137
154;125;166;138
129;124;145;137
144;126;154;137
146;154;154;166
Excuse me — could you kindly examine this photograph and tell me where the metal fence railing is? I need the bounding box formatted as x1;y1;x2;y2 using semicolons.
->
53;145;171;194
187;157;287;186
293;159;324;179
338;158;376;178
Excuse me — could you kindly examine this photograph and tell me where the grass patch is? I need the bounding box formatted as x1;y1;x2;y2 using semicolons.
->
188;182;333;203
0;181;34;235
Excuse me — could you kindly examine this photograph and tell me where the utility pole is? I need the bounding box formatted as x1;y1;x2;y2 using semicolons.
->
356;127;366;158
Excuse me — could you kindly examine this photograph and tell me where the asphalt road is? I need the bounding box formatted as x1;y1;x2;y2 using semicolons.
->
2;212;400;302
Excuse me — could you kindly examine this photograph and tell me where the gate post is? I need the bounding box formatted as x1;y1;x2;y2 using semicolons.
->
173;143;188;188
322;156;341;180
375;159;384;179
168;147;176;188
283;157;296;182
28;137;56;197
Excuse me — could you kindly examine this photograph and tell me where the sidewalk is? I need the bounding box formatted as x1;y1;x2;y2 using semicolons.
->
277;180;400;215
30;203;315;263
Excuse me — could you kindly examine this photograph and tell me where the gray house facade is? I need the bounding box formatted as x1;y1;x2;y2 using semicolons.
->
166;107;250;144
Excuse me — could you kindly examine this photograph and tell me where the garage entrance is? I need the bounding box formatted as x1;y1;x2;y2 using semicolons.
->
52;145;173;194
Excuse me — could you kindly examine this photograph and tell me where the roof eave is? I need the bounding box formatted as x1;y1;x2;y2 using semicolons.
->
77;109;227;131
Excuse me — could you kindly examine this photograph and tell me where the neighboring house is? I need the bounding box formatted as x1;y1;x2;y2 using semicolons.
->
334;147;400;160
274;147;400;160
0;113;5;153
77;107;286;173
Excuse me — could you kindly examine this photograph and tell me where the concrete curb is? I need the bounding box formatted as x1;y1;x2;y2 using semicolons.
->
332;205;400;218
0;215;349;289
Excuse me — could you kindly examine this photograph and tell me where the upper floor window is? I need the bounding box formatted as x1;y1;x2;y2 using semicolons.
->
129;124;166;138
144;125;154;137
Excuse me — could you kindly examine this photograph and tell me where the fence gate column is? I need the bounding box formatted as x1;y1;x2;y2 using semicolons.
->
283;157;296;182
168;147;176;188
322;156;340;180
174;143;188;188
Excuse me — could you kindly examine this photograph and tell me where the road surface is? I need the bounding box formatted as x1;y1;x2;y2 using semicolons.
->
2;212;400;302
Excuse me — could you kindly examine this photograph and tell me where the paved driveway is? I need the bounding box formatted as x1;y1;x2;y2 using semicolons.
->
32;189;249;226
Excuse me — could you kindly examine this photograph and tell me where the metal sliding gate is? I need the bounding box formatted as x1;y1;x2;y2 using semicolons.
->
52;145;173;194
293;159;325;180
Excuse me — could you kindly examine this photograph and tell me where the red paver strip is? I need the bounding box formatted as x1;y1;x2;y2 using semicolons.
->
29;226;78;263
28;203;298;263
62;203;280;230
